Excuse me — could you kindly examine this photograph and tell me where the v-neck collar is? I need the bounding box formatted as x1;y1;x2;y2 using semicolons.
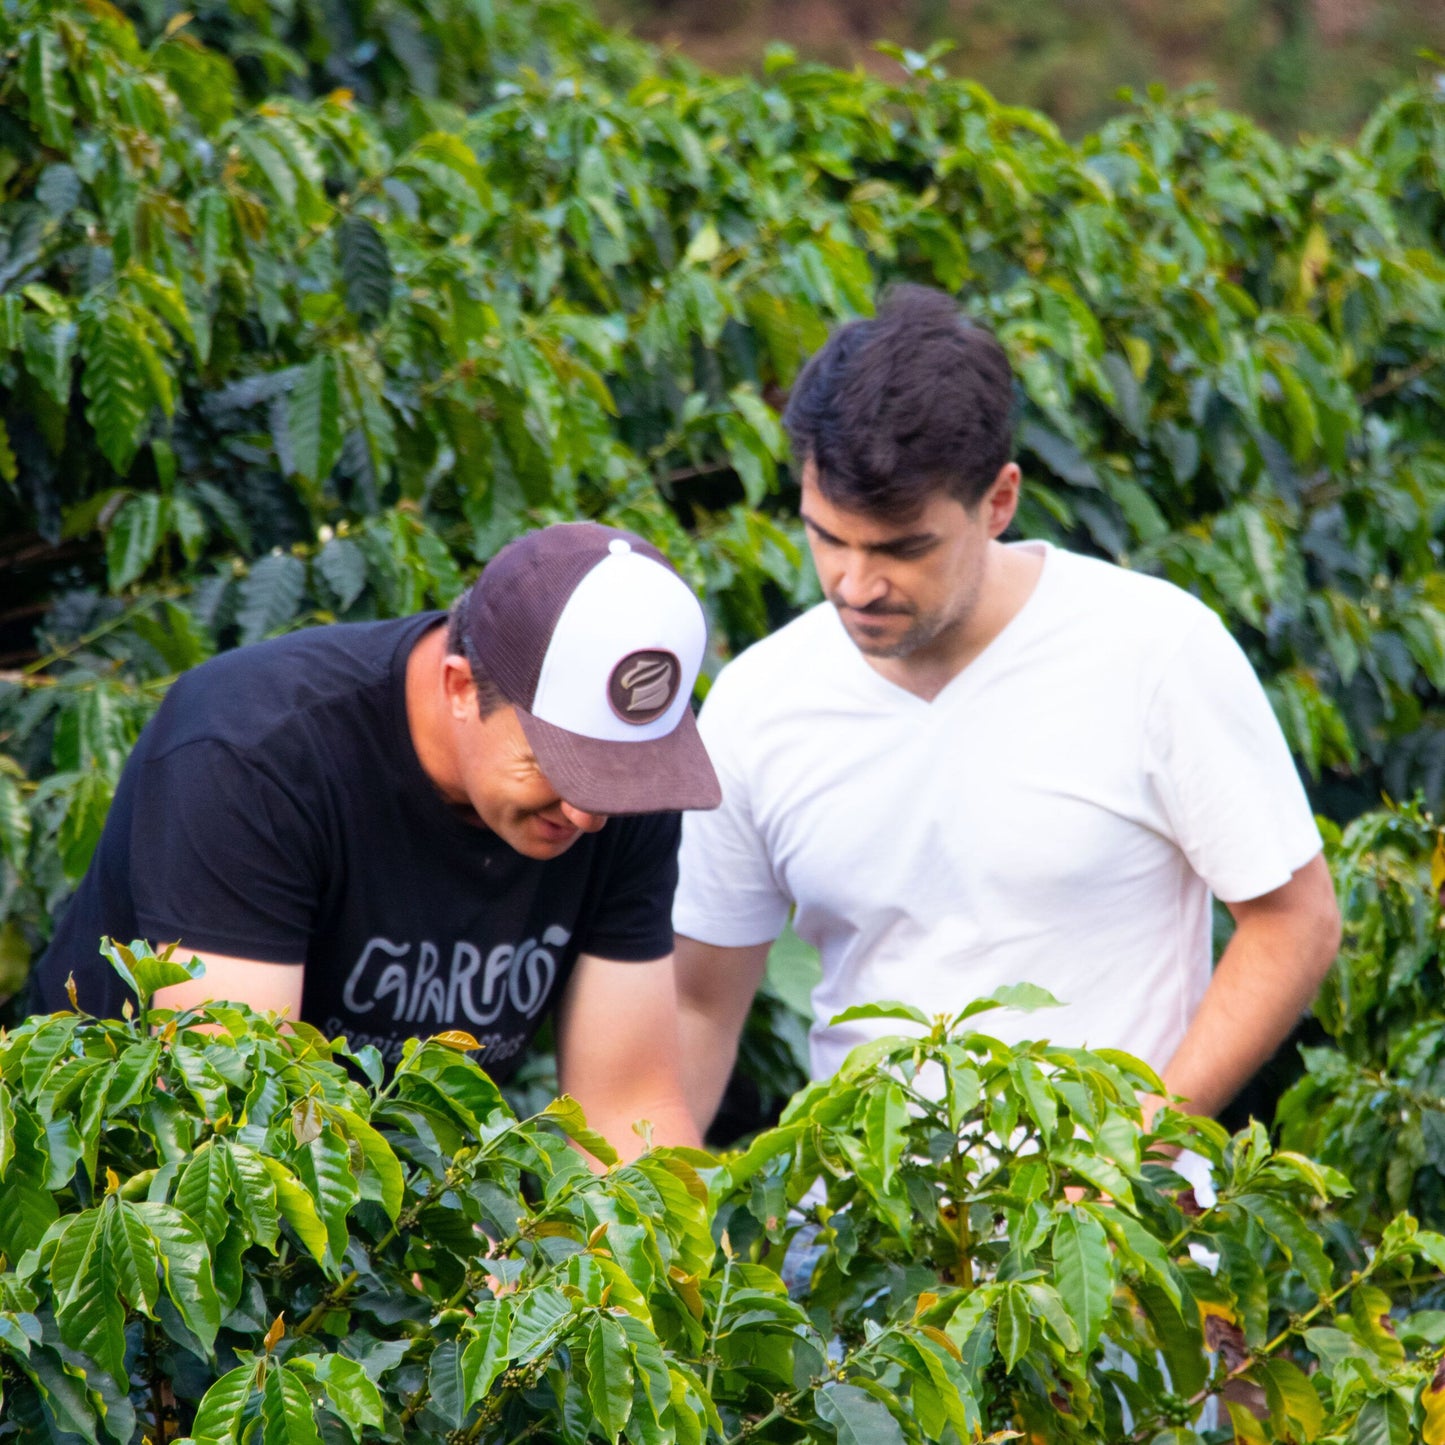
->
830;540;1057;710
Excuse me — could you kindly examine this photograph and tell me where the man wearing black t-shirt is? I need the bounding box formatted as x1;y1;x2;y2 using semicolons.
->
32;523;722;1159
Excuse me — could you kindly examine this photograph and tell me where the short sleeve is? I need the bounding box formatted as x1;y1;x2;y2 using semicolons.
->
129;740;322;961
577;811;681;963
672;684;792;947
1144;612;1322;902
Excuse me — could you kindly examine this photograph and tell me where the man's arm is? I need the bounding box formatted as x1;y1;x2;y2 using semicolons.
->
1158;852;1341;1119
674;934;772;1135
554;952;701;1162
153;950;305;1018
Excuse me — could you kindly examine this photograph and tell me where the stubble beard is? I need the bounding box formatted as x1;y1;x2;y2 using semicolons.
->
835;588;980;662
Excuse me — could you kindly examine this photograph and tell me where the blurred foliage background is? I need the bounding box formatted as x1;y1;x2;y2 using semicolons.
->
605;0;1445;139
0;0;1441;1165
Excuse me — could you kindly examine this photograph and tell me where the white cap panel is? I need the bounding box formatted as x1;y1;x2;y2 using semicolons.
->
531;548;705;743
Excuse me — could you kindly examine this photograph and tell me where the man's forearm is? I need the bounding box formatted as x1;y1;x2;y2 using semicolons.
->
677;997;746;1135
1159;854;1340;1118
571;1084;700;1163
674;936;773;1135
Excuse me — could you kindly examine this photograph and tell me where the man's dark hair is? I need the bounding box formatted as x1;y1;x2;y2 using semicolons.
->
782;284;1015;516
445;586;508;719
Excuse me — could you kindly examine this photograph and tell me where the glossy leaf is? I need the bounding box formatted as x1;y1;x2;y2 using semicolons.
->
586;1314;634;1441
1051;1209;1113;1354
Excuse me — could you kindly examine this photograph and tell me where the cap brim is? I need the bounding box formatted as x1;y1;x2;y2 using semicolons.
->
516;707;722;815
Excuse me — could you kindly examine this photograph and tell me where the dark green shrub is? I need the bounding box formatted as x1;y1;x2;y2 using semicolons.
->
6;946;1445;1442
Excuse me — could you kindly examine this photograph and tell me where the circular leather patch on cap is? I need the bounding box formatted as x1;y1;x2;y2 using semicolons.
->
608;650;681;725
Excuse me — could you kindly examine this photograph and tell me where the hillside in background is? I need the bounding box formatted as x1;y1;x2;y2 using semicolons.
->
603;0;1444;136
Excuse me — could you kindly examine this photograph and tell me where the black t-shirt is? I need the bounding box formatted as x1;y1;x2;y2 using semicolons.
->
32;615;680;1078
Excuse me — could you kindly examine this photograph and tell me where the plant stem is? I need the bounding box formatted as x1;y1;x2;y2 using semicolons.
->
705;1250;736;1397
947;1114;973;1288
721;1401;789;1445
294;1165;460;1336
21;588;185;677
1125;1266;1371;1442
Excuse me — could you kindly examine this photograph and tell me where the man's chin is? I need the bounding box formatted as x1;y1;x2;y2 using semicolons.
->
841;619;920;660
517;818;582;859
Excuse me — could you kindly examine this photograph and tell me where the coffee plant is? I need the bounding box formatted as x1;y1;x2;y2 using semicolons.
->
2;8;1445;1430
0;0;1442;1002
1276;798;1445;1234
2;945;1444;1443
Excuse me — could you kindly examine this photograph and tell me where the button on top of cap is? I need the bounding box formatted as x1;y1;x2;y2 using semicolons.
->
608;539;632;555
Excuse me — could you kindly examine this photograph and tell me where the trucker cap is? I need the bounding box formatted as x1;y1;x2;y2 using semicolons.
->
462;522;722;816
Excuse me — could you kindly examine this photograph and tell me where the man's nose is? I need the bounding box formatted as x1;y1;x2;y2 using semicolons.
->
833;553;888;609
559;801;608;833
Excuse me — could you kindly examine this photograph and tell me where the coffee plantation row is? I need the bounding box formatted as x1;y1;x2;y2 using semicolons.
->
1;1;1445;1438
1;939;1444;1444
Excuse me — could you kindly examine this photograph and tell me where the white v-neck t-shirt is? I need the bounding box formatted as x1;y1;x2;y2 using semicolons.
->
674;542;1322;1080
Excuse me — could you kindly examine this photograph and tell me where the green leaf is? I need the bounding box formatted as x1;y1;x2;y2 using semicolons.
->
862;1079;909;1187
339;351;396;489
586;1314;634;1442
1092;1206;1182;1311
957;982;1063;1021
0;920;30;1003
49;1206;128;1386
1010;1058;1059;1138
100;938;204;1010
1239;1194;1332;1295
1255;1358;1325;1440
426;1339;467;1429
22;1346;102;1444
225;1141;280;1249
127;269;196;354
995;1286;1032;1372
0;772;32;873
1351;1391;1413;1445
1052;1209;1113;1354
729;384;787;457
1020;1281;1081;1352
132;1203;222;1352
0;1088;13;1180
1054;1146;1134;1205
260;1156;332;1267
462;1298;514;1405
190;1364;257;1443
337;216;393;326
22;31;75;149
176;1140;233;1245
0;417;17;487
237;552;307;644
413;522;463;604
81;303;154;475
286;355;342;495
295;1126;360;1264
105;493;165;590
314;1354;384;1432
317;536;368;611
105;1199;162;1320
0;1110;59;1256
541;1095;619;1166
328;1106;403;1221
815;1380;906;1445
719;413;774;507
829;1000;931;1027
262;1363;323;1445
683;221;722;265
22;311;77;408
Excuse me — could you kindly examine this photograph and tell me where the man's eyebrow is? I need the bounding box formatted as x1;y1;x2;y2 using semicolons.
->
800;510;939;553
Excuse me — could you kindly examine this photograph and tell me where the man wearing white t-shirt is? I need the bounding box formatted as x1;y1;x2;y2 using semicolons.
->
672;285;1341;1130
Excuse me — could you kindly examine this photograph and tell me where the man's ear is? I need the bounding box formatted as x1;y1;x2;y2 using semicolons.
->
984;462;1023;538
440;652;478;721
